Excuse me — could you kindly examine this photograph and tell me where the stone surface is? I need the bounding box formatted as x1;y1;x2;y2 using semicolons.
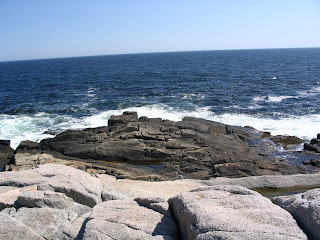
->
273;188;320;240
0;212;44;240
39;112;309;179
1;164;320;239
304;135;320;154
0;140;14;169
4;207;79;240
82;199;178;240
203;172;320;189
169;185;307;240
35;164;103;207
16;190;91;215
0;186;36;211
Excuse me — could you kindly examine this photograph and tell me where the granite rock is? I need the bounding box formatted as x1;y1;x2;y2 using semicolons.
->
169;185;307;240
273;188;320;240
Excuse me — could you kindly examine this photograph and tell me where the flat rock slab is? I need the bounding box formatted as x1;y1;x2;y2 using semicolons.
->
273;188;320;240
203;172;320;189
169;185;307;240
0;212;44;240
83;199;178;240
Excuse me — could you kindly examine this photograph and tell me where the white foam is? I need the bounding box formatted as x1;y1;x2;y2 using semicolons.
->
252;95;294;103
297;86;320;97
1;104;319;149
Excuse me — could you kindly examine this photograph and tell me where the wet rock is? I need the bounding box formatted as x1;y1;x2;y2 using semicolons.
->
273;188;320;240
270;135;304;148
303;159;320;167
169;185;307;240
304;135;320;154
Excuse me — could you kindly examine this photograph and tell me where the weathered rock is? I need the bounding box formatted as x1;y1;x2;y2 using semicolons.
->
101;184;131;201
0;186;37;211
204;172;320;189
0;212;44;240
4;207;80;240
169;185;307;240
40;112;309;179
0;168;42;187
16;140;41;150
134;197;172;217
0;140;14;169
82;199;178;240
303;158;320;167
35;164;103;207
270;135;304;148
304;135;320;154
273;188;320;240
0;164;103;207
16;190;91;215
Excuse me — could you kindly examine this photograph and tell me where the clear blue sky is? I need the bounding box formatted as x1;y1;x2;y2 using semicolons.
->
1;0;319;61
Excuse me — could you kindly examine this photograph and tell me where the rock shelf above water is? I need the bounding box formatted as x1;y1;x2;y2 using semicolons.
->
35;112;311;180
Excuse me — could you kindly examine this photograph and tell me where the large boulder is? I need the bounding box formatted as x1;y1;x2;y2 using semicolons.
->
168;185;307;240
82;199;178;240
273;188;320;240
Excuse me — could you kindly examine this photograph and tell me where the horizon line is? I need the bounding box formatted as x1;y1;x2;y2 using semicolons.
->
1;46;319;63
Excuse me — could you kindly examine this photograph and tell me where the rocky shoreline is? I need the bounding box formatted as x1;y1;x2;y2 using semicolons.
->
1;112;320;180
1;113;320;239
0;164;320;239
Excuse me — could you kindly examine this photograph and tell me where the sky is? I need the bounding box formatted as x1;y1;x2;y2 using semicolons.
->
0;0;319;61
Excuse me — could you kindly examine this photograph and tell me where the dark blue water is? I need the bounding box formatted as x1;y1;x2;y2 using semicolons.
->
1;48;320;148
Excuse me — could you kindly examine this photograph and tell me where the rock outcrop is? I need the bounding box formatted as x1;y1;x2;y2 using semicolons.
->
0;164;319;239
0;140;14;170
273;188;320;240
38;112;308;179
169;185;307;240
304;134;320;154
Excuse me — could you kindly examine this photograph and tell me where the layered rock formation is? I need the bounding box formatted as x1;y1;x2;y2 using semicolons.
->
36;112;308;180
1;164;319;240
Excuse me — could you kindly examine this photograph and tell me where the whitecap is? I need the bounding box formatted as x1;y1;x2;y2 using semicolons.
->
297;86;320;97
252;95;294;103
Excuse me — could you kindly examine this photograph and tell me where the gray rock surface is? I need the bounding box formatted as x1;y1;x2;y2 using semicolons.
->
1;164;320;239
40;112;308;179
4;207;79;240
273;188;320;240
0;212;44;240
83;199;178;240
16;190;91;215
203;172;320;189
35;164;103;207
169;185;307;240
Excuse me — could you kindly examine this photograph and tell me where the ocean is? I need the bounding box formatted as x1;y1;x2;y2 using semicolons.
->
1;48;320;149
